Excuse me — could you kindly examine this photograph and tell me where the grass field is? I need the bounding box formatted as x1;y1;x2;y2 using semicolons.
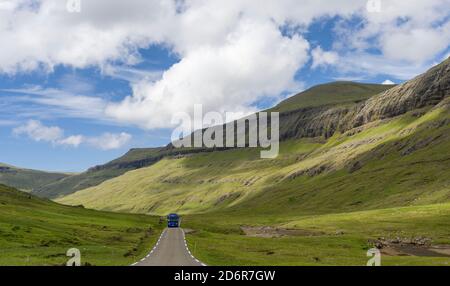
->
0;184;163;266
184;203;450;266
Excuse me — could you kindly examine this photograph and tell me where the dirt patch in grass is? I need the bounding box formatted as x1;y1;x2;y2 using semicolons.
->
370;237;450;257
183;228;196;234
381;245;450;257
241;226;325;238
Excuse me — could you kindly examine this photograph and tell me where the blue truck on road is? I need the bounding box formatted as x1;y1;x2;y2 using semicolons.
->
167;213;180;228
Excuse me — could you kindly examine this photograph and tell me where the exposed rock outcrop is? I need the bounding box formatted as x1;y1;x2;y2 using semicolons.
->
280;57;450;140
349;58;450;128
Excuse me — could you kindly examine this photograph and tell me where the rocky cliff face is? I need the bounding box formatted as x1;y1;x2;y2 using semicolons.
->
278;105;350;139
279;57;450;140
349;58;450;129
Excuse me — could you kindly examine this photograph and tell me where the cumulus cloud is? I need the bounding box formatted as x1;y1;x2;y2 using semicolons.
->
366;1;450;64
311;46;339;69
382;79;395;85
0;0;172;73
105;19;310;129
1;0;449;130
12;120;131;150
380;27;450;63
13;120;63;143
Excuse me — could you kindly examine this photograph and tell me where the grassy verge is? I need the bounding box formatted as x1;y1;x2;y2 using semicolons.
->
0;185;163;266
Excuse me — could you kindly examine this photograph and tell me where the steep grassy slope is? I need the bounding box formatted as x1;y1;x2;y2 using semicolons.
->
59;58;450;215
58;99;450;215
32;83;392;199
31;146;221;199
0;184;162;265
0;163;69;192
32;58;450;200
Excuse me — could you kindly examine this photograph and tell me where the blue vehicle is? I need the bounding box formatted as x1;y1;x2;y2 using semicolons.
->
167;213;180;228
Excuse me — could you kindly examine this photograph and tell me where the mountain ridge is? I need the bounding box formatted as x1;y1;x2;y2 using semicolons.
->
7;57;450;200
29;81;393;199
57;57;450;215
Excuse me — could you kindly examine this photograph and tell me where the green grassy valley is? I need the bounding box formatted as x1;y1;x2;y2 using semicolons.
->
0;184;162;266
53;58;450;265
3;58;450;266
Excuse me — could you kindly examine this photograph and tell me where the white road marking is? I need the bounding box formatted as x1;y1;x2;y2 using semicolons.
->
130;227;207;266
130;228;167;266
181;228;207;266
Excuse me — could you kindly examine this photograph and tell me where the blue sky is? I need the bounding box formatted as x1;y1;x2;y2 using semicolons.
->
0;0;449;172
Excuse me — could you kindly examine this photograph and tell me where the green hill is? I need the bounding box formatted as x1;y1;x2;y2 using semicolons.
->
58;100;450;215
58;58;450;215
31;147;167;198
0;184;162;265
31;82;393;199
56;58;450;265
272;81;393;112
30;146;217;199
0;163;69;193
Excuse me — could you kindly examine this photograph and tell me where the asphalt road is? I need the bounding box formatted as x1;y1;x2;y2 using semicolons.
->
132;228;205;266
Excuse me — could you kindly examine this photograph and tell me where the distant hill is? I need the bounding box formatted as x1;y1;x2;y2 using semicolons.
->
30;146;213;198
0;163;69;193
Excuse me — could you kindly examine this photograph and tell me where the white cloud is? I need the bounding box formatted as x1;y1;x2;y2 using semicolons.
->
12;120;131;150
86;132;132;150
0;0;172;74
105;19;310;129
56;135;84;147
311;46;339;69
331;53;436;80
3;86;108;122
13;120;63;143
0;1;16;11
382;79;395;85
102;65;163;84
380;26;450;63
1;0;449;130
